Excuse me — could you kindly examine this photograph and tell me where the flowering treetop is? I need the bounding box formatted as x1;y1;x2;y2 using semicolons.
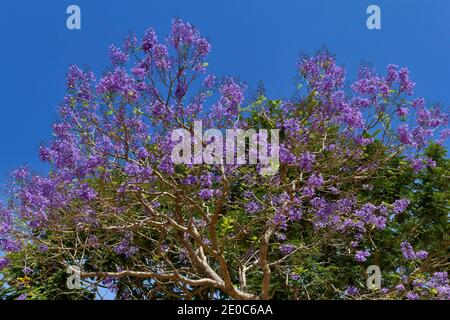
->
0;18;448;300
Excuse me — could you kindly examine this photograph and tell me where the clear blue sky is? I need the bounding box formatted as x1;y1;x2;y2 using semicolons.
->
0;0;449;189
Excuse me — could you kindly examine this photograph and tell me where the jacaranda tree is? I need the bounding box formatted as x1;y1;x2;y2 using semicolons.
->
0;19;448;300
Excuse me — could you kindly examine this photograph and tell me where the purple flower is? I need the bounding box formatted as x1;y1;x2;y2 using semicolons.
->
426;158;436;169
345;286;360;297
273;211;287;230
298;152;315;172
203;74;216;89
410;158;425;173
355;250;371;262
195;37;211;57
0;257;10;270
12;166;29;180
372;216;387;230
438;128;450;144
288;207;302;222
426;272;450;299
39;146;53;162
123;33;137;52
151;201;161;209
158;156;174;174
411;126;433;148
220;80;245;108
398;68;415;94
329;186;340;194
400;241;416;260
429;272;448;286
379;288;389;294
397;124;412;145
376;206;388;219
77;183;97;201
341;106;365;128
415;250;428;260
245;201;261;214
386;64;399;83
124;162;152;178
356;203;377;219
0;239;21;252
182;175;198;185
307;173;324;188
16;294;27;300
131;65;147;79
114;237;138;258
405;292;420;300
153;44;171;70
38;245;49;252
65;65;95;101
87;235;99;248
396;107;409;117
142;27;158;52
280;244;296;255
355;136;374;146
395;284;405;292
109;45;128;65
170;18;198;48
136;147;149;159
392;199;410;215
412;97;425;108
290;273;301;281
169;18;211;59
198;189;215;201
275;233;287;241
352;67;389;100
175;80;188;100
299;50;345;94
279;144;296;164
96;67;136;97
66;65;83;88
22;266;33;274
212;78;245;117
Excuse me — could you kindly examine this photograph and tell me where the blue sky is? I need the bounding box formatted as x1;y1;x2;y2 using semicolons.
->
0;0;449;190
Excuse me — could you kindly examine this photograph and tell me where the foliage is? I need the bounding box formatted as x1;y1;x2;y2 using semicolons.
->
0;19;448;300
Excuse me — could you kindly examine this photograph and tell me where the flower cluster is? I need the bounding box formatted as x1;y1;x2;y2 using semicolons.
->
400;241;428;261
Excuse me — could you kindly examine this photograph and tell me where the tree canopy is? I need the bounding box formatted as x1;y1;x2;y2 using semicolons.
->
0;19;448;300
